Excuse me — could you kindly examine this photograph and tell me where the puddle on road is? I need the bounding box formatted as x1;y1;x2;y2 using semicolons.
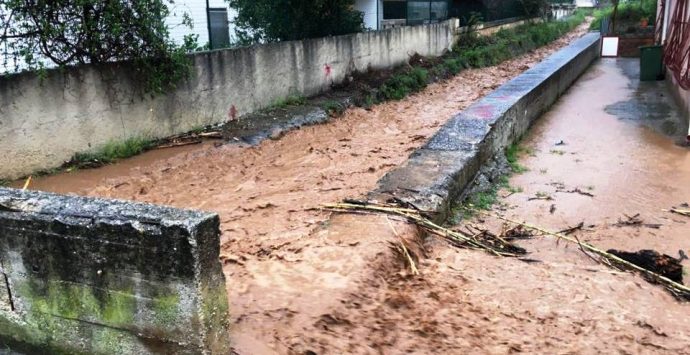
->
499;57;690;262
605;58;687;141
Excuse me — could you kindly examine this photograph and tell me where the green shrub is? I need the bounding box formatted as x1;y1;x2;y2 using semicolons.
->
591;0;657;32
444;58;463;74
270;94;307;109
376;12;586;103
72;137;156;165
379;67;429;101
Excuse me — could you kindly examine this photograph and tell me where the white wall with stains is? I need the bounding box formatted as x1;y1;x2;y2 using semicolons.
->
0;19;459;179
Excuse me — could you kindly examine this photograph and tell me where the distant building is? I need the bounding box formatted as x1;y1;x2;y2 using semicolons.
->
574;0;597;7
354;0;529;30
658;0;690;125
354;0;451;30
166;0;238;49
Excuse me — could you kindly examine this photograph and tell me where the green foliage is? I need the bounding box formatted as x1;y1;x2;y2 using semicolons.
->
506;143;529;173
227;0;364;43
591;0;657;32
457;12;484;48
72;136;156;165
469;187;500;210
519;0;551;20
454;11;586;69
379;67;429;101
370;12;586;106
0;0;197;94
270;95;307;109
320;100;345;115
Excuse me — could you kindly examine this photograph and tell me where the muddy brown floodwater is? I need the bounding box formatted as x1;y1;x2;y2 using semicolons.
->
21;22;683;354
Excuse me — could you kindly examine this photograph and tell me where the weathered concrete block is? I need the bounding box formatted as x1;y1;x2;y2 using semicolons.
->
0;188;230;354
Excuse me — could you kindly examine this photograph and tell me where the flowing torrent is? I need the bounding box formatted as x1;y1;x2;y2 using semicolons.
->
19;21;690;353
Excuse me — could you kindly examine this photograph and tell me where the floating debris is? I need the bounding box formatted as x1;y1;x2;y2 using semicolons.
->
614;213;662;229
607;249;686;283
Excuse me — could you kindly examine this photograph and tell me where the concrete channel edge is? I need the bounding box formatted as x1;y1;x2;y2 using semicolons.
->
0;188;231;354
370;32;602;221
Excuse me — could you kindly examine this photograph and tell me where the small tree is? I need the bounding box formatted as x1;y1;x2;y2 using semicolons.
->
0;0;197;93
227;0;364;44
519;0;551;21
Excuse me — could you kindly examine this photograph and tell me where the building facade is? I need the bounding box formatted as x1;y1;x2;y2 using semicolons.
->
166;0;238;49
354;0;531;30
657;0;690;126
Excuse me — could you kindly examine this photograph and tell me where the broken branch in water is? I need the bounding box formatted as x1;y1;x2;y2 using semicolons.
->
385;216;419;276
668;208;690;218
324;201;690;301
468;208;690;301
21;176;32;191
614;213;662;229
557;221;584;235
556;187;595;197
323;202;526;258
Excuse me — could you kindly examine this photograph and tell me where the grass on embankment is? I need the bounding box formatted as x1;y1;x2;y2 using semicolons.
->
450;142;530;222
372;11;587;103
3;136;159;184
72;136;156;166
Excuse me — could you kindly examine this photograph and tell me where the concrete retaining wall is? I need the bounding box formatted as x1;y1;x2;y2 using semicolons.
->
0;19;459;180
0;187;230;354
371;32;601;218
666;70;690;127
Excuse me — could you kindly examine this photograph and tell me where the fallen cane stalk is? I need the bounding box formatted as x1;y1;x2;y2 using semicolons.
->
469;207;690;300
667;208;690;217
385;217;419;276
323;202;690;300
21;176;32;191
324;203;523;257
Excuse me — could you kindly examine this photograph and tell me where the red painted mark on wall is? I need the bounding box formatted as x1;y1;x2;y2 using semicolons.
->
324;64;332;77
228;105;237;121
471;104;495;120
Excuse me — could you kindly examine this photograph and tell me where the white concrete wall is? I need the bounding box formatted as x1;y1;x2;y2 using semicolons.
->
166;0;238;46
0;19;459;180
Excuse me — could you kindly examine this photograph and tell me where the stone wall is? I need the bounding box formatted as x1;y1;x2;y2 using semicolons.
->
666;71;690;133
0;19;458;180
0;187;230;354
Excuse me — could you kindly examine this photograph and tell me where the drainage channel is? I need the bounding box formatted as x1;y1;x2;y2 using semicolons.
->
12;24;597;353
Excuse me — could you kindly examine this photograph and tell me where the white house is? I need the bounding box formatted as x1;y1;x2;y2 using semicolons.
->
355;0;384;30
166;0;238;48
574;0;597;7
354;0;452;30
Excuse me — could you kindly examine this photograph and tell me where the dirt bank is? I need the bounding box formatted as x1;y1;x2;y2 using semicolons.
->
23;22;597;353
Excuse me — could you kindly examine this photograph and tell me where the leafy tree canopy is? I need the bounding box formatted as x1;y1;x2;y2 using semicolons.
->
0;0;197;93
227;0;364;44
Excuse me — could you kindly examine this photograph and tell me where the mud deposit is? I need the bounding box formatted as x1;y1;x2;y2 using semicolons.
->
14;23;646;354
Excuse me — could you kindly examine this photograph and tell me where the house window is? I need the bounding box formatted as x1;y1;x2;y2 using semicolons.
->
383;1;407;19
407;1;448;25
208;8;230;49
